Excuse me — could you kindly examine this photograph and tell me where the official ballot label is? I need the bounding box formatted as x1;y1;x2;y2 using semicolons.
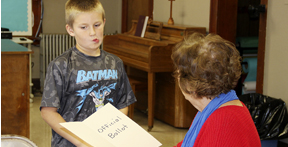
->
60;103;162;147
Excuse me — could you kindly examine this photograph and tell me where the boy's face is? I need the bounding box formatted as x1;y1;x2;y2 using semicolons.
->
66;10;105;56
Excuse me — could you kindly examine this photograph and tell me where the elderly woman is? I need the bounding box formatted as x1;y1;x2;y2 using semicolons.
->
172;33;261;147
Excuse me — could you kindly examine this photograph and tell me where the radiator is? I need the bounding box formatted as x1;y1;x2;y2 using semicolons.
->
40;33;76;90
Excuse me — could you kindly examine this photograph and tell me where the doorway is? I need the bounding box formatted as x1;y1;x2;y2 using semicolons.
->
209;0;268;95
236;0;261;94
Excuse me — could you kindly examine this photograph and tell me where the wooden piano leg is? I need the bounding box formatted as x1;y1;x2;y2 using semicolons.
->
148;72;155;131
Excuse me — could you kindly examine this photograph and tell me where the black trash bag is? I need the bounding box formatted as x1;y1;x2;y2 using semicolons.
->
239;93;288;140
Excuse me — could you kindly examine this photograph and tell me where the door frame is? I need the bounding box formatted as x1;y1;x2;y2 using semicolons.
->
256;0;268;94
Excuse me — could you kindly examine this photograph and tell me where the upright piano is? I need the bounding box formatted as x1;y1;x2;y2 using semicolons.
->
103;20;206;130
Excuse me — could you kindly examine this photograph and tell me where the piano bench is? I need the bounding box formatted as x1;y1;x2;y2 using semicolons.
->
128;76;148;120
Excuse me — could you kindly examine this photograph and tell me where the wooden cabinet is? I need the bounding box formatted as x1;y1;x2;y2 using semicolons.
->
1;39;32;138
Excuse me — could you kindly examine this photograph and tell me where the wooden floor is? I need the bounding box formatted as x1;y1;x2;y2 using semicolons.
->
29;92;188;147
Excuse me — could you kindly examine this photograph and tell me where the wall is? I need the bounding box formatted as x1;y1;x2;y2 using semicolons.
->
153;0;210;32
101;0;122;34
263;1;288;105
42;0;122;34
42;0;67;33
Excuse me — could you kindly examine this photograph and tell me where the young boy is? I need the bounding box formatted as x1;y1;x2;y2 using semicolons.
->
40;0;136;146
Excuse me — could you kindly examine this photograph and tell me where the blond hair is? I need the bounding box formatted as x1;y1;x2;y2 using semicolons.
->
65;0;105;27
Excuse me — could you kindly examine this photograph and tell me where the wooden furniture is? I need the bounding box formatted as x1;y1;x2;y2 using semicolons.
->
12;37;34;102
103;20;206;130
128;76;148;120
168;0;175;25
144;21;163;41
1;39;33;138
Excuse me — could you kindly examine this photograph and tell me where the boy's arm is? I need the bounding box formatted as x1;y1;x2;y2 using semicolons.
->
119;106;128;115
41;107;92;147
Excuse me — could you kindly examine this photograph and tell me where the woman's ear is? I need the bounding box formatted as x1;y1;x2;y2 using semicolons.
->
66;24;75;36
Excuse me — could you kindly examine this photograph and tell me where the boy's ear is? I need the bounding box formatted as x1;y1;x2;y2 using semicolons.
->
66;24;75;36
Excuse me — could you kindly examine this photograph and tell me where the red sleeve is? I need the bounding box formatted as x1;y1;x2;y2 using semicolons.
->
193;106;261;147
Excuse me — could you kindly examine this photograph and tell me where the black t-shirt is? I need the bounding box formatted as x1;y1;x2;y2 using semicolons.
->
40;47;136;147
